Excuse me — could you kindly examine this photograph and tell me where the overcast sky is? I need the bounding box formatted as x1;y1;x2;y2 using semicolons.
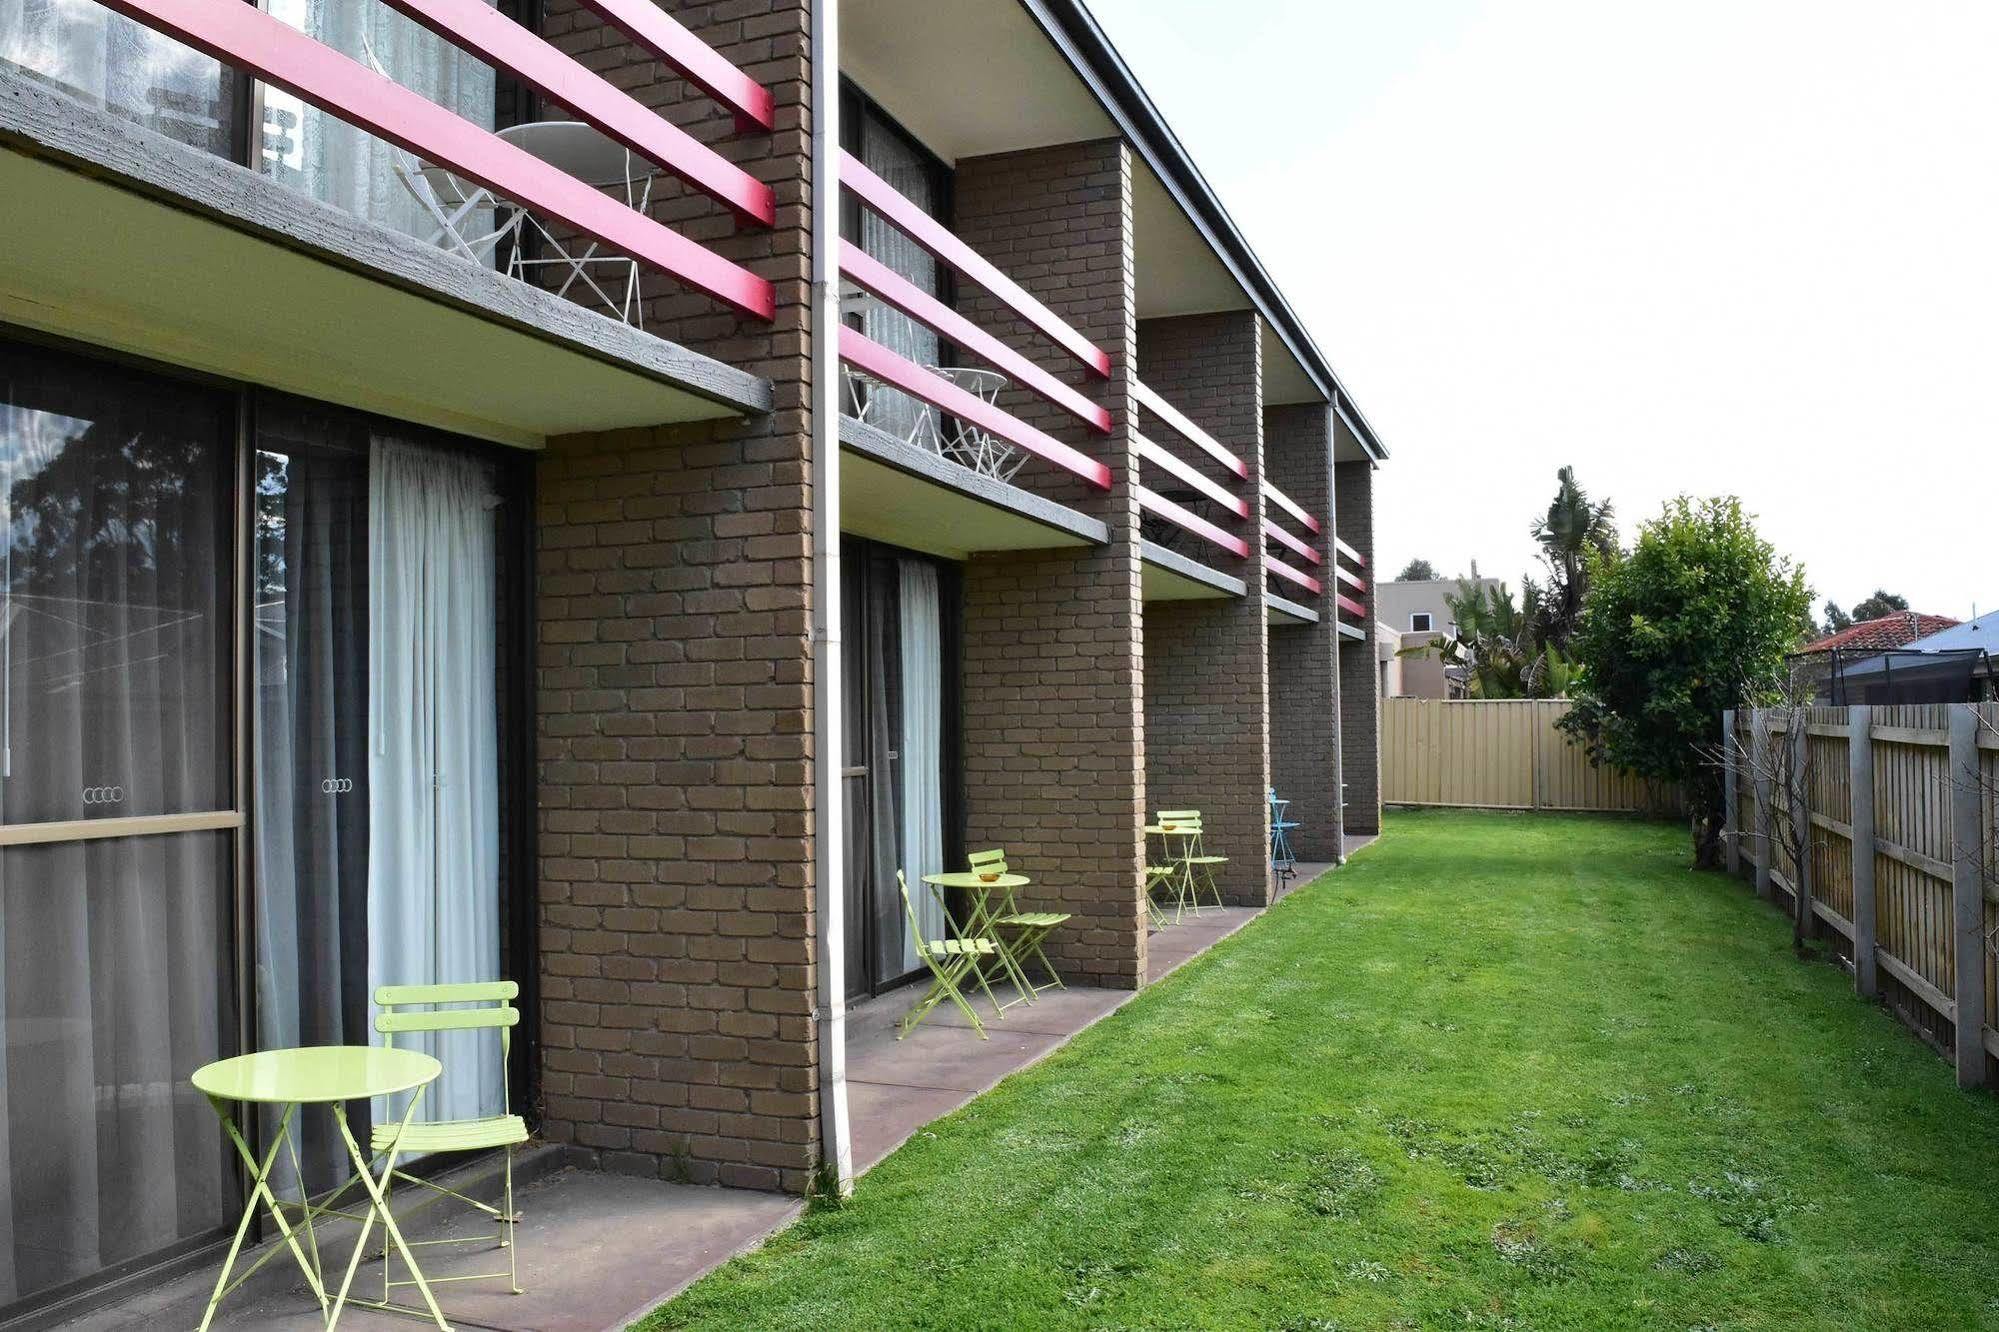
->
1087;0;1998;623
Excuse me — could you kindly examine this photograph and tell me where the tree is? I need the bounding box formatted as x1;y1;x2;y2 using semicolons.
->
1559;497;1813;868
1850;589;1908;621
1821;602;1852;635
1525;465;1617;653
1395;557;1438;582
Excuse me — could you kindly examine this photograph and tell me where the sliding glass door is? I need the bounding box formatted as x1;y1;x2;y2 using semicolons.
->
0;334;528;1318
252;397;506;1195
839;538;959;1000
0;339;236;1307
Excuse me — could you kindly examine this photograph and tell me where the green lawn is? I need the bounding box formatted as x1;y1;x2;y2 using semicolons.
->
643;811;1999;1331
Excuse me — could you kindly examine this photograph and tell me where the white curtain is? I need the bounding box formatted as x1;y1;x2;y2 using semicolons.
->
897;561;946;972
260;0;497;241
860;115;942;442
368;439;501;1125
0;0;233;155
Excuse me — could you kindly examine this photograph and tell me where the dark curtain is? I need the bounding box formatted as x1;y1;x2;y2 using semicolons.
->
251;399;372;1195
0;341;233;1305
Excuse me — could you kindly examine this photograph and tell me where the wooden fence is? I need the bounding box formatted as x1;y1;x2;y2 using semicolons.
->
1382;698;1678;814
1723;703;1999;1088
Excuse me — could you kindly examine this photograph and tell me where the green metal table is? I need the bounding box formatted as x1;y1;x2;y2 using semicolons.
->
922;870;1035;1009
191;1045;448;1331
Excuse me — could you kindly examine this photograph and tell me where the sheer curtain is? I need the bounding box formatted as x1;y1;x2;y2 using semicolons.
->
859;113;942;442
896;561;946;972
368;438;502;1124
260;0;497;241
0;0;234;156
0;343;232;1305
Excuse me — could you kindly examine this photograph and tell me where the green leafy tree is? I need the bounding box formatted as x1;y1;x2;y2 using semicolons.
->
1559;497;1812;867
1850;589;1908;621
1395;557;1439;581
1821;602;1852;635
1526;465;1617;652
1412;574;1577;699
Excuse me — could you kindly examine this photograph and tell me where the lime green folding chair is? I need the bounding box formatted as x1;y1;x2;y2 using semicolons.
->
1159;810;1228;912
371;981;529;1302
1145;863;1175;930
968;849;1071;998
898;871;1002;1040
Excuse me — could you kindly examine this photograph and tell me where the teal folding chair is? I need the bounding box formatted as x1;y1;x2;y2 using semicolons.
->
370;981;529;1302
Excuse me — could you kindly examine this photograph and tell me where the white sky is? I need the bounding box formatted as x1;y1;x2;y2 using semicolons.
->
1087;0;1999;622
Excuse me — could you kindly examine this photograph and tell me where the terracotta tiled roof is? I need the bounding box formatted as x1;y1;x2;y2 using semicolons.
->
1802;612;1961;654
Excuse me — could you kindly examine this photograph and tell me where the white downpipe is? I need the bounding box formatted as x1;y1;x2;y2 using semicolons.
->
810;0;853;1196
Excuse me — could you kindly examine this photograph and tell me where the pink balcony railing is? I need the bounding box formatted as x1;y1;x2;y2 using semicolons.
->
98;0;779;320
1261;482;1321;597
1333;535;1368;621
1132;378;1248;560
838;150;1113;490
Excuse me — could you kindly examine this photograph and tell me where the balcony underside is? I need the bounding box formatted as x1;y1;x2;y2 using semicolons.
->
1140;540;1245;602
1338;619;1368;642
0;74;770;449
839;415;1106;559
1267;594;1318;625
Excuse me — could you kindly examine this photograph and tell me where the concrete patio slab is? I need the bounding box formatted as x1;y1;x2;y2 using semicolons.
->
62;1163;800;1332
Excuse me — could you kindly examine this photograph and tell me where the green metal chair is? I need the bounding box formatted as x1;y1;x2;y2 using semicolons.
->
1158;810;1228;912
1145;863;1175;930
898;871;1003;1039
967;849;1071;998
372;981;529;1300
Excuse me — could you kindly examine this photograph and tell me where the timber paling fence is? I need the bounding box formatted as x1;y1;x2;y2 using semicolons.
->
1723;703;1999;1088
1382;698;1681;815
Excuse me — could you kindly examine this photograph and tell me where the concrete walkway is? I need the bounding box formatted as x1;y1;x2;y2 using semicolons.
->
63;854;1375;1332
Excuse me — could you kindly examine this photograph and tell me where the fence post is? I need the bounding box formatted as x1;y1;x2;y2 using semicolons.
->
1722;709;1739;876
1752;710;1773;900
1949;706;1987;1089
1848;705;1877;1000
1789;715;1813;935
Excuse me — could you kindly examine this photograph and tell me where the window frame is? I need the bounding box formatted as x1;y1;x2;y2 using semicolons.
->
1410;611;1434;633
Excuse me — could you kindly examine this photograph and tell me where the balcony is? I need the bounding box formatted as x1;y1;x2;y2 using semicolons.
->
836;149;1113;558
1333;537;1369;639
1262;482;1322;624
1134;379;1251;600
0;0;776;446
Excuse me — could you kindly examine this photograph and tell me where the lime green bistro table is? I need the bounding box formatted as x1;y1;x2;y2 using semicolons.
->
191;1046;448;1331
921;870;1035;1010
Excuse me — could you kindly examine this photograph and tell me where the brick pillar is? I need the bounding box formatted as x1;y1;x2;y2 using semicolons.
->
1137;312;1272;907
954;140;1147;989
1336;459;1381;836
534;0;819;1194
1265;403;1341;862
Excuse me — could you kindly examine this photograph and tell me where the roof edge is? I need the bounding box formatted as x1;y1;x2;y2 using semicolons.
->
1022;0;1388;463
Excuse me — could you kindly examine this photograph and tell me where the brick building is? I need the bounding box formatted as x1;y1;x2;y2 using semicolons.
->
0;0;1385;1316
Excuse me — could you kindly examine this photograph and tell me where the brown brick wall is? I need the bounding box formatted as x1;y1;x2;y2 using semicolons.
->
1264;403;1342;862
1137;312;1272;907
534;0;820;1193
954;140;1147;989
1336;459;1381;835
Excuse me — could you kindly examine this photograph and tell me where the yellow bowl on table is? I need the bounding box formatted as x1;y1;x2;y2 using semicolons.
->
978;872;1001;883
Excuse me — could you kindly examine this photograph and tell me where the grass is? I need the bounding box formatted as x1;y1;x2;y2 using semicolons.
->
640;810;1999;1331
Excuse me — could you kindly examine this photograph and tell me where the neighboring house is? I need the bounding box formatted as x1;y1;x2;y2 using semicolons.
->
1814;609;1997;704
1376;576;1501;698
1801;611;1963;656
1375;620;1405;699
0;0;1390;1313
